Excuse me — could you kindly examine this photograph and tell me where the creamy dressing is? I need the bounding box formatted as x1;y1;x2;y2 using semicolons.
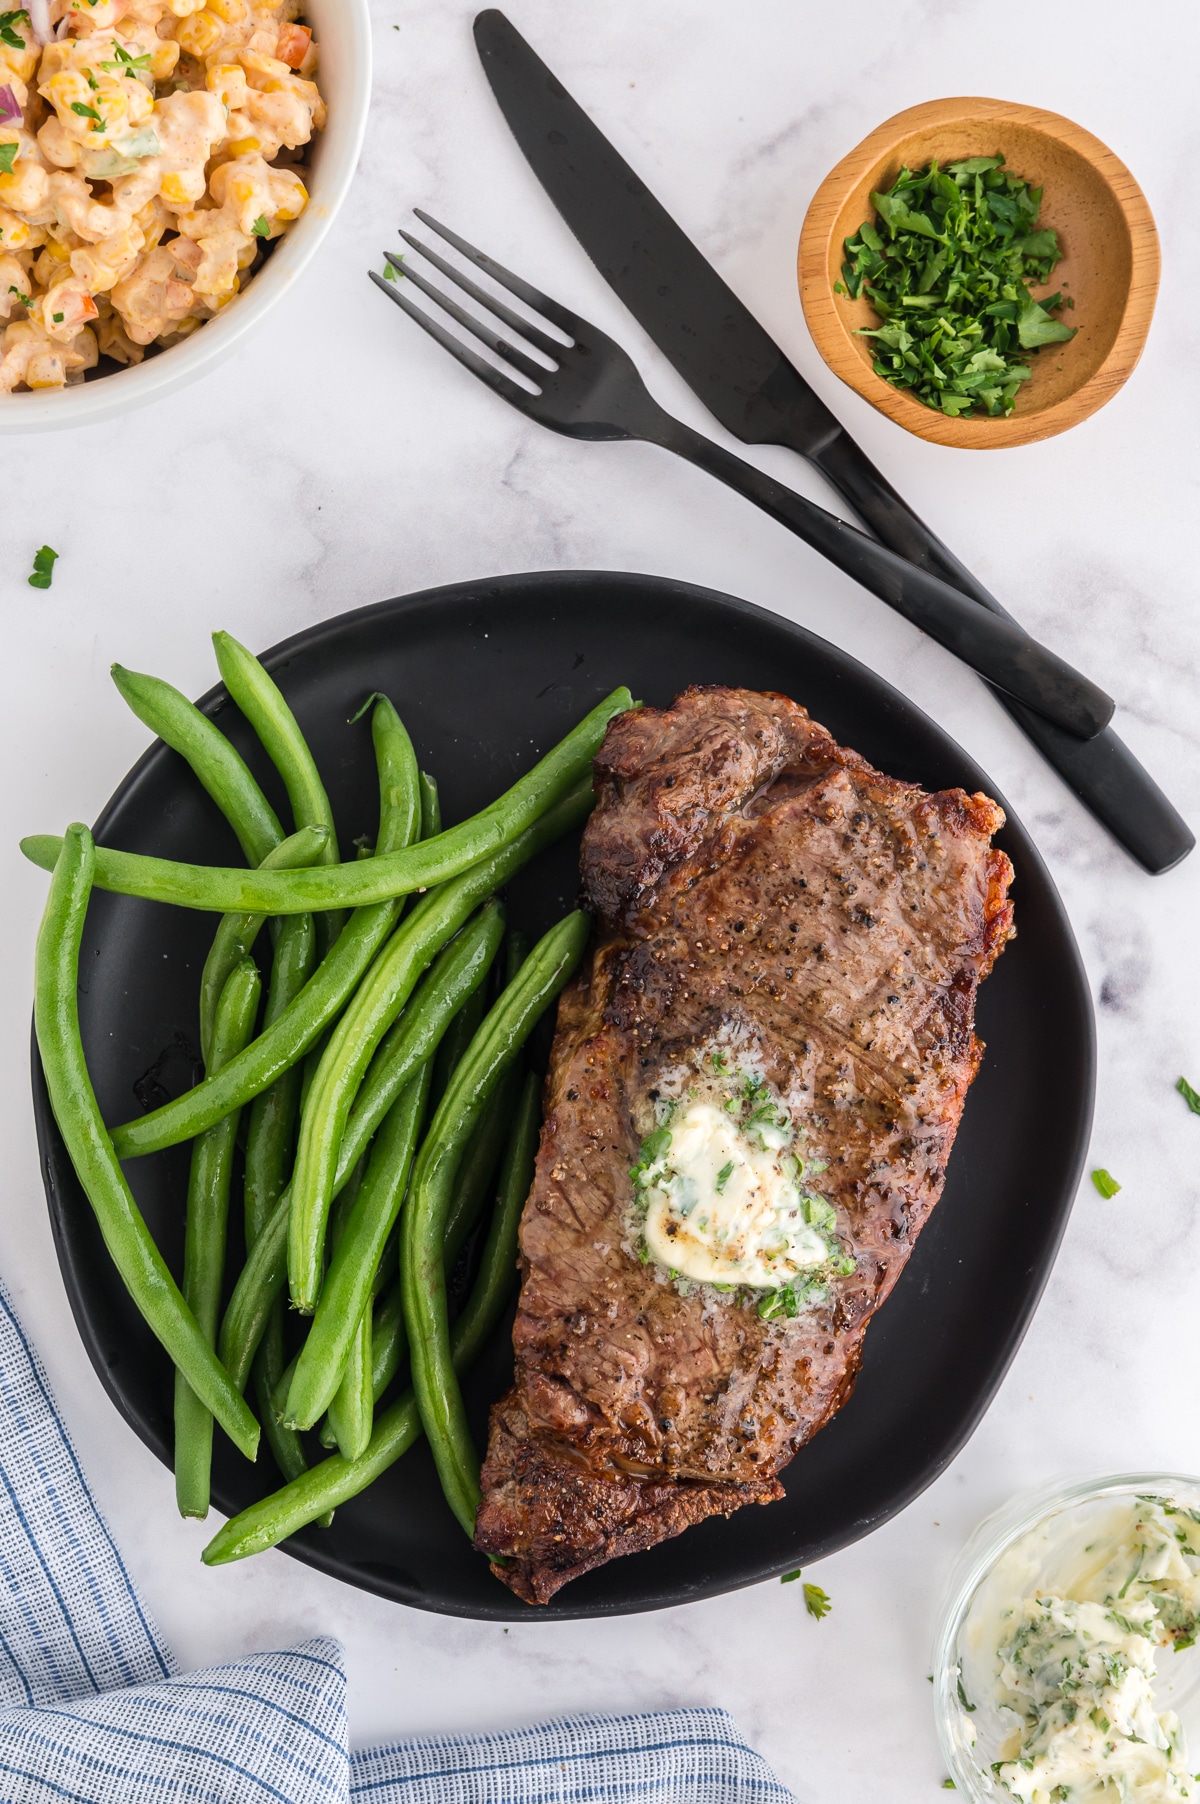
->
958;1494;1200;1803
633;1062;854;1300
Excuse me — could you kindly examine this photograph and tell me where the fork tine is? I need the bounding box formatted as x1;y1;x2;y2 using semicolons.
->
412;209;582;338
381;252;549;384
396;229;565;360
368;271;535;412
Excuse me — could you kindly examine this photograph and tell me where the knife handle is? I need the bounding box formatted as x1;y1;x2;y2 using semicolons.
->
655;419;1113;741
808;431;1194;875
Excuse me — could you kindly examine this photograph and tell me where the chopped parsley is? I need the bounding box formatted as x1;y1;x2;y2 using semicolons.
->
100;42;152;75
715;1160;734;1194
51;311;63;323
780;1568;801;1583
1091;1168;1121;1198
629;1126;671;1191
27;545;58;590
251;215;270;237
7;282;28;305
941;1784;956;1793
1177;1075;1200;1116
383;258;402;282
0;10;27;50
0;141;17;175
804;1583;831;1621
839;154;1075;419
69;101;105;129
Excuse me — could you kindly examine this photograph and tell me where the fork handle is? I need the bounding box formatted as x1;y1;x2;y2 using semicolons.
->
653;417;1113;742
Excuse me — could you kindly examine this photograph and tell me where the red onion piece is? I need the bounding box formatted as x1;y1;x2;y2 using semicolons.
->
27;0;53;46
0;84;20;124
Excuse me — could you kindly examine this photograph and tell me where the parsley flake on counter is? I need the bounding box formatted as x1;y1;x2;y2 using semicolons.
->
1178;1076;1200;1116
780;1568;801;1583
383;257;403;282
1091;1168;1121;1198
941;1782;957;1791
840;154;1076;419
804;1583;831;1621
27;546;58;589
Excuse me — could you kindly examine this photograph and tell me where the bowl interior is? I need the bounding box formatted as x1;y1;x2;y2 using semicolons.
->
823;112;1132;419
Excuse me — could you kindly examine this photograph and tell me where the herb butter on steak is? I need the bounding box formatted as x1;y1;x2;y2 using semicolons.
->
475;686;1015;1603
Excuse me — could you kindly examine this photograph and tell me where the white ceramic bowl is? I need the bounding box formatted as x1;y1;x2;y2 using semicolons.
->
0;0;371;432
934;1473;1200;1801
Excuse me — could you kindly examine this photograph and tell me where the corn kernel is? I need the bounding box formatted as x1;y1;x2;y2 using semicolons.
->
274;183;307;222
159;172;191;206
206;63;247;108
226;136;260;157
206;0;245;20
175;10;222;56
45;237;72;263
150;40;181;80
166;0;206;15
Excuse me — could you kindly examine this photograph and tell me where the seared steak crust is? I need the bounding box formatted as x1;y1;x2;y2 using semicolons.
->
476;687;1014;1603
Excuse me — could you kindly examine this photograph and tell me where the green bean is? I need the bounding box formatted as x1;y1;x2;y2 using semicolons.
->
213;632;341;866
287;924;465;1311
212;631;349;953
403;912;589;1535
325;1311;372;1461
175;958;262;1517
342;901;504;1178
243;911;316;1245
23;688;631;914
441;1063;524;1269
110;664;283;867
243;905;317;1489
219;1188;289;1391
201;1070;539;1565
428;984;487;1112
254;1310;308;1484
34;825;259;1463
109;700;436;1163
285;1068;429;1430
216;903;502;1388
198;826;326;1065
419;772;440;840
369;1283;406;1401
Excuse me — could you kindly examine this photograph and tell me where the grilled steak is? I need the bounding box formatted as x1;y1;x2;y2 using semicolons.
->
475;686;1014;1603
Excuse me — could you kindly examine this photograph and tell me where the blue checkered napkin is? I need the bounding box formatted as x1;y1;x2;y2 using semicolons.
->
0;1638;348;1804
350;1708;795;1804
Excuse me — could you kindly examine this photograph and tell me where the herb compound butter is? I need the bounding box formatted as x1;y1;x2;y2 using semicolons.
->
631;1058;855;1305
956;1492;1200;1803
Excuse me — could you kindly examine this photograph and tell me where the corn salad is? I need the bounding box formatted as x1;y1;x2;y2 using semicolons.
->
0;0;324;391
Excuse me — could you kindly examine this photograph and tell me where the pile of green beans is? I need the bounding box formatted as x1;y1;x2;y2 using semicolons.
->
27;631;624;1561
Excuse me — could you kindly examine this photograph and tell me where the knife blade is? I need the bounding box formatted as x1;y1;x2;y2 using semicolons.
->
473;7;1193;874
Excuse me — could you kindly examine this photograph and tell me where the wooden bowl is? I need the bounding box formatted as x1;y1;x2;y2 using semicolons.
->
798;97;1159;449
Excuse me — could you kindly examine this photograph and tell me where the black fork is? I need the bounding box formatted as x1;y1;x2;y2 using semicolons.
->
369;213;1113;743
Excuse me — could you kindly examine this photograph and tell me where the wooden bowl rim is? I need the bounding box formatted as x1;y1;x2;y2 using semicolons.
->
797;95;1160;450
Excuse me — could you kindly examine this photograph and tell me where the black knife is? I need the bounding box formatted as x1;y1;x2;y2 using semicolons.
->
473;7;1192;875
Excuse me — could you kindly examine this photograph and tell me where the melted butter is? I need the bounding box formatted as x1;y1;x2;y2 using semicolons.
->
640;1099;832;1288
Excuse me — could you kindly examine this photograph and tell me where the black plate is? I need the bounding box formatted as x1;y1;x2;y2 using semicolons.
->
31;571;1095;1620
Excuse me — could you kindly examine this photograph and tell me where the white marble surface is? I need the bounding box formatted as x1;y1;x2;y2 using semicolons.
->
4;0;1200;1796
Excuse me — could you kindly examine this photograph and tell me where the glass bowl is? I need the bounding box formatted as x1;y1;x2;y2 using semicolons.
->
934;1472;1200;1800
